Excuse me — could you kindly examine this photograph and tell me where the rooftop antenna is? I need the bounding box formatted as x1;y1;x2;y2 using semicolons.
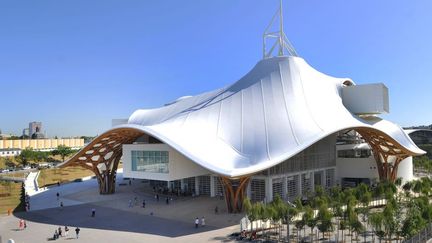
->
263;0;298;59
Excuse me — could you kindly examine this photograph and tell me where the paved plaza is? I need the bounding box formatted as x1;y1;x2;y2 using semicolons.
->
0;173;243;243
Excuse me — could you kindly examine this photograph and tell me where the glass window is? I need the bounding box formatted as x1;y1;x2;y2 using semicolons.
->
131;150;169;173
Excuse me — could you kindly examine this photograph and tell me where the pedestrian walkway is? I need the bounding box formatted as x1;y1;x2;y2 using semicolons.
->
24;171;42;196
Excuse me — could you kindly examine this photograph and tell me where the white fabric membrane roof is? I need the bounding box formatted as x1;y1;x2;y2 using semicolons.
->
100;56;424;177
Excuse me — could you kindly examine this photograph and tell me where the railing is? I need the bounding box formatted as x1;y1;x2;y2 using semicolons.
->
403;223;432;243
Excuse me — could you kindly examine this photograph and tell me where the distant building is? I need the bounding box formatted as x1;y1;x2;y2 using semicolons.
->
0;148;21;157
0;138;84;152
29;122;44;139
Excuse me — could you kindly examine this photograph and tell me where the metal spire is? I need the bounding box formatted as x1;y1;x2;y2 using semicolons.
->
263;0;298;59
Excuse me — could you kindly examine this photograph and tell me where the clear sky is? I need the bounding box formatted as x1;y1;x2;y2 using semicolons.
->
1;0;431;137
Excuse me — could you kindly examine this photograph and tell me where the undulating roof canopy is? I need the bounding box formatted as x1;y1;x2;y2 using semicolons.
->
64;56;425;178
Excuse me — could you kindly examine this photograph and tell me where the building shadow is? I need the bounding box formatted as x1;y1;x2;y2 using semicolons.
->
14;203;223;238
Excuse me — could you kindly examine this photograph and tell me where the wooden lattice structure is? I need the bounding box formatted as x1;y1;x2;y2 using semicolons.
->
60;128;144;194
357;128;413;182
220;176;250;213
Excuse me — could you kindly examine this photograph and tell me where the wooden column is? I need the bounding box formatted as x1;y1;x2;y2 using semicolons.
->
357;129;409;183
61;127;143;194
220;176;250;213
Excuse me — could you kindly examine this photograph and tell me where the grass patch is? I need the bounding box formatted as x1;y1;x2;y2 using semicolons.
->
0;182;24;216
38;166;94;188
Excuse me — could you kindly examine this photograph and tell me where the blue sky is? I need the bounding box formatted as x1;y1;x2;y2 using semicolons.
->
1;0;431;137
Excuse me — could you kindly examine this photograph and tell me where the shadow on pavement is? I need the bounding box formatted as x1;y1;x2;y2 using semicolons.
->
15;203;219;238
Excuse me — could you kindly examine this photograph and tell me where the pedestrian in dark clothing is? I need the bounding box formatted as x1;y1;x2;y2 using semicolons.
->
56;192;60;200
214;206;218;214
129;180;132;186
166;197;169;205
142;200;146;208
60;201;63;210
91;208;96;217
58;226;62;237
156;194;159;201
195;217;199;228
75;227;80;239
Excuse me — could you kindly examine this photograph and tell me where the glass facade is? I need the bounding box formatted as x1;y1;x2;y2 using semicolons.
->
131;150;169;173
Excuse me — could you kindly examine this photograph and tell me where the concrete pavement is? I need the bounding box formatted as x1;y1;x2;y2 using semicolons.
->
0;172;242;242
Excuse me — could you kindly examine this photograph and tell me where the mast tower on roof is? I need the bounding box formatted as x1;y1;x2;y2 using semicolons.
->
263;0;298;59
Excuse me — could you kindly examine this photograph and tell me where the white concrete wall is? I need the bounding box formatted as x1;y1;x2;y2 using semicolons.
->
336;157;379;182
122;143;211;181
336;149;414;183
397;157;414;183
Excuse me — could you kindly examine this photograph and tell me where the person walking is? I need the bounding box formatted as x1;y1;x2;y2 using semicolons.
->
58;226;62;237
195;217;199;228
91;208;96;217
56;192;60;200
23;220;27;230
64;226;69;237
165;197;169;205
18;219;23;230
201;217;205;227
75;227;80;239
214;206;218;214
60;201;64;210
142;199;146;208
128;199;133;208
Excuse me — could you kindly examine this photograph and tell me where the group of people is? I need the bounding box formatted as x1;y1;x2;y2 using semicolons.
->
194;217;205;228
52;226;79;240
128;194;174;209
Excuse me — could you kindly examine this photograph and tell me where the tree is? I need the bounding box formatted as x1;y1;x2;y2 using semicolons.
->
317;203;333;240
339;220;348;242
351;219;365;242
303;206;317;241
244;197;260;234
383;203;397;241
401;204;426;239
369;212;384;243
18;148;36;165
52;145;74;162
330;186;343;242
269;195;284;239
271;195;298;242
295;219;306;242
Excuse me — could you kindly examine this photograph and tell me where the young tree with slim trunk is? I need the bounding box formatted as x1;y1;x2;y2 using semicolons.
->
383;202;397;242
243;197;254;232
295;219;306;242
303;205;317;242
369;212;384;243
401;204;426;239
317;203;333;240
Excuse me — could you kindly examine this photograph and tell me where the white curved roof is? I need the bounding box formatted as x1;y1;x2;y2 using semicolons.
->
117;56;424;177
